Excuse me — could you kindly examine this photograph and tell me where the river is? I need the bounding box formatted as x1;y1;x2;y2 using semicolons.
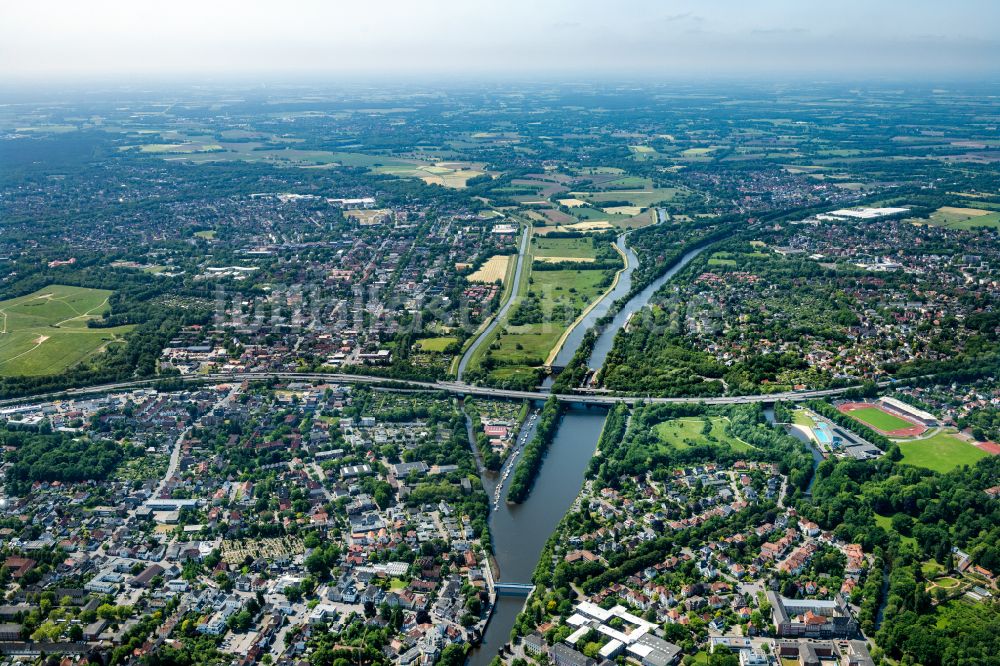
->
468;235;711;664
469;409;606;665
586;243;707;369
548;234;640;369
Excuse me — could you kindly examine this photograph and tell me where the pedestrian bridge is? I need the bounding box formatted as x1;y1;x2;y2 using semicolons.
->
494;582;535;597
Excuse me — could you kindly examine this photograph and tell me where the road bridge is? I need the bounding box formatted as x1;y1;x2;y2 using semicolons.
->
0;370;870;410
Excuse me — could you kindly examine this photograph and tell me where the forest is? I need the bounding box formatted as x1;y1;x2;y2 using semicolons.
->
3;427;141;495
804;455;1000;665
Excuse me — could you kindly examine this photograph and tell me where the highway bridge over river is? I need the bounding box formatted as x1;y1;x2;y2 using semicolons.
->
0;370;862;410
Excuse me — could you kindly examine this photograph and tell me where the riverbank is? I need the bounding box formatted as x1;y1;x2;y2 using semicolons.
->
544;237;629;368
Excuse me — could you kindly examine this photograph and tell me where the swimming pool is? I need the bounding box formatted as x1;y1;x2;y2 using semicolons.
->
813;422;833;445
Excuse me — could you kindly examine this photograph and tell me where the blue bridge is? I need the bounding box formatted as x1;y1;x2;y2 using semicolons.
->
494;582;535;597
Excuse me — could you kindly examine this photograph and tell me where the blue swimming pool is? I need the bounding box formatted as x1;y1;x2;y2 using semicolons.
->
814;423;833;445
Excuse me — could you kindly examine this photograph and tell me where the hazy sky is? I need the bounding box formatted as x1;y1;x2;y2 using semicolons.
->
2;0;998;81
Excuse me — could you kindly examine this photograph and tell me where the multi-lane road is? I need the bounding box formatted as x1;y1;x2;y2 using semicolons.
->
0;370;864;411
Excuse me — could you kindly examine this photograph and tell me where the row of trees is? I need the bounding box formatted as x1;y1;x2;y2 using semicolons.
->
506;397;563;503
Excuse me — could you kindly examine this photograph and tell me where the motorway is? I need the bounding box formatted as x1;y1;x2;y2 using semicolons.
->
0;370;863;410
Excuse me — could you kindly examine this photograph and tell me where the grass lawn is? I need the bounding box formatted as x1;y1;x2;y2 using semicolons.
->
708;253;737;267
415;337;458;353
922;560;945;578
873;513;917;548
846;406;914;432
898;432;989;473
792;409;817;428
489;269;609;367
934;576;961;590
0;285;134;376
194;230;217;239
653;417;753;452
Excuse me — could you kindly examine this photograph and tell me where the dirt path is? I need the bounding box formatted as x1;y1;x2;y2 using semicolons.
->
53;296;109;327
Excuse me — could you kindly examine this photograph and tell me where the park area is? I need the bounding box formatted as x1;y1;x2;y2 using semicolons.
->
471;231;618;387
0;285;134;377
654;417;753;452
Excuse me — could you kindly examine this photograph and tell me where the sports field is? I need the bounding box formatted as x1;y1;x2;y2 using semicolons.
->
845;406;914;432
898;432;990;474
838;402;927;436
0;285;133;376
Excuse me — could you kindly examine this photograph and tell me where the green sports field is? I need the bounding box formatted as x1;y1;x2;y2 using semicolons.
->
898;432;989;474
0;285;134;376
845;406;914;432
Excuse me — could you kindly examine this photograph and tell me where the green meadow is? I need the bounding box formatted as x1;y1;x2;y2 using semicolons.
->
0;285;133;377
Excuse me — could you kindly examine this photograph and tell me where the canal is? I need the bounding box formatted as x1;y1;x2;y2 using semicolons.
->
470;236;712;664
469;409;606;665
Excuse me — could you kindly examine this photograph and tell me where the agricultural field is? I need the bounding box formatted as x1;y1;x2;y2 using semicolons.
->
534;219;620;234
481;267;611;384
531;236;599;260
569;188;681;208
919;206;1000;230
844;406;915;432
138;142;223;154
467;255;511;283
898;431;990;474
681;147;716;157
653;417;753;452
0;285;134;377
376;161;486;188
